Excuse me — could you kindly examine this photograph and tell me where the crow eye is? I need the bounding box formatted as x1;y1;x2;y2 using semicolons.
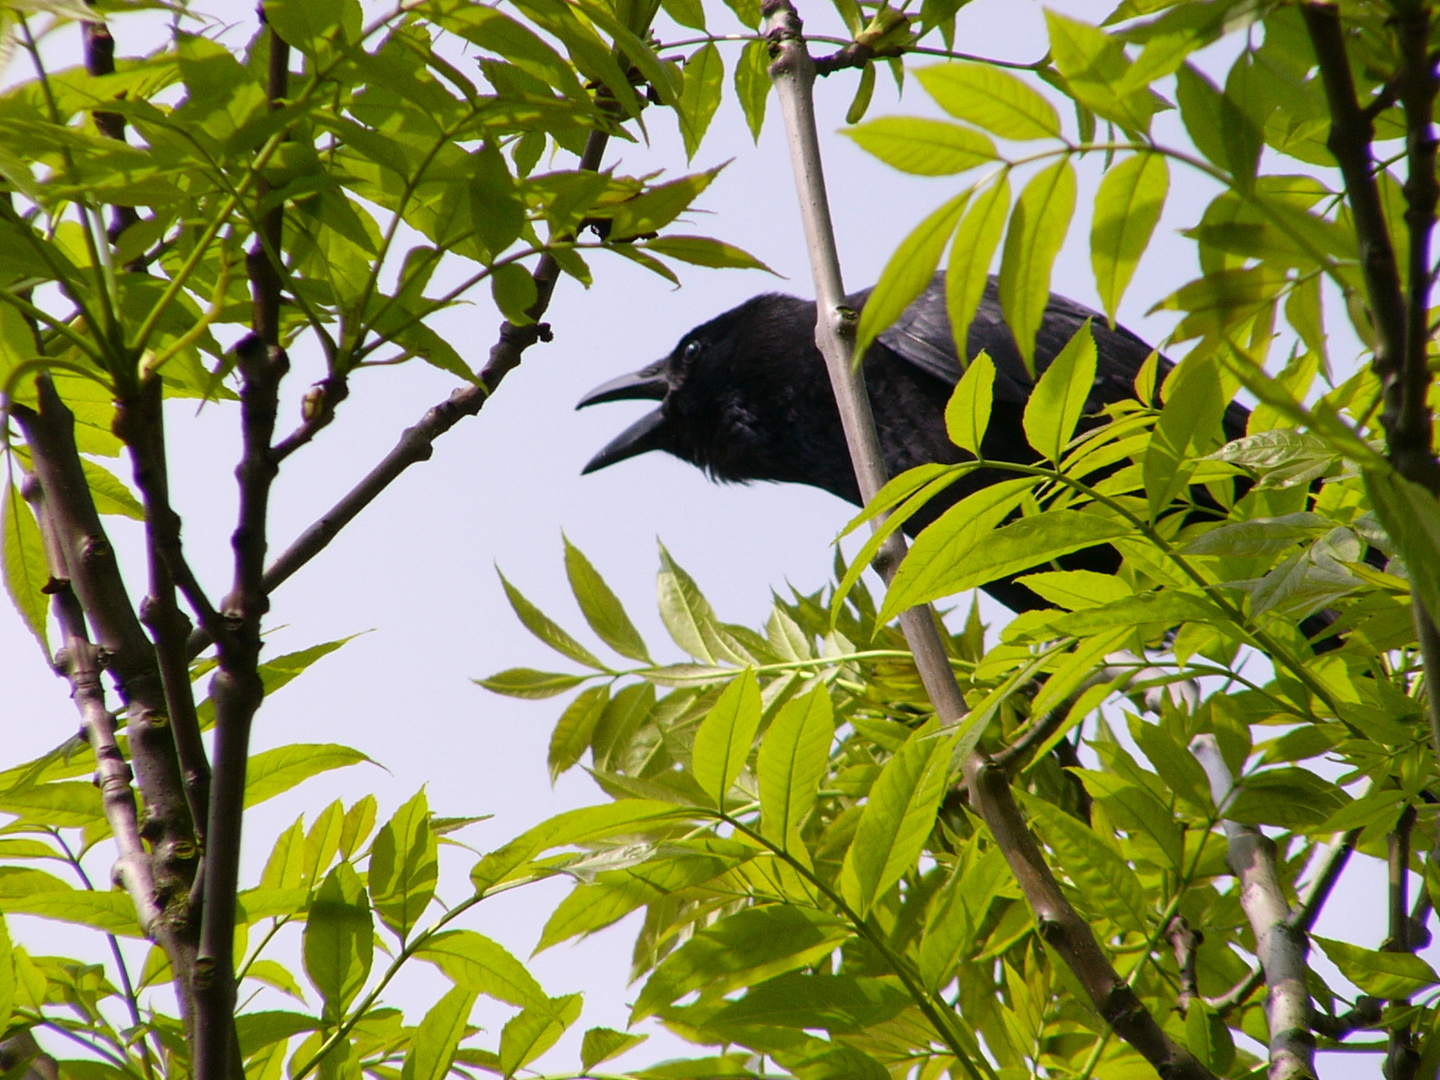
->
682;340;702;363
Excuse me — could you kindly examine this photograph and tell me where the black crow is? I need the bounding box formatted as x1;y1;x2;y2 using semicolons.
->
578;272;1248;614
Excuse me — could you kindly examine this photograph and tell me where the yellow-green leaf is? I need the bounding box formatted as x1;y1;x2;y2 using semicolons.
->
999;158;1076;375
855;191;970;359
1091;153;1168;324
846;116;998;175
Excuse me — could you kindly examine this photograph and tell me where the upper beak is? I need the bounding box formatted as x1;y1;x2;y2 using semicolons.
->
581;408;669;473
576;359;670;409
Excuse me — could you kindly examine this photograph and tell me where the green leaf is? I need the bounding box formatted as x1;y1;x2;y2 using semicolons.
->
1185;1003;1235;1076
564;536;650;662
340;795;378;860
549;684;610;781
657;542;724;662
704;972;909;1035
855;192;969;359
470;799;690;892
538;843;748;952
943;350;995;456
692;670;762;806
1143;352;1228;520
840;726;956;917
82;459;143;520
734;39;770;140
916;62;1060;140
500;994;582;1077
368;790;439;942
757;687;834;856
1046;11;1154;134
0;882;141;938
235;1011;317;1057
1225;768;1348;829
439;6;589;103
2;479;48;654
417;929;548;1008
659;0;705;30
845;61;877;125
999;158;1076;375
1020;793;1149;933
845;117;997;175
475;668;590;699
678;44;724;161
261;817;307;890
607;167;722;241
244;745;372;807
1176;63;1259;187
0;915;12;1036
1015;569;1131;611
1075;771;1183;869
402;985;478;1080
498;568;606;670
1133;722;1212;815
1091;153;1168;324
243;961;308;1003
946;178;1010;359
1022;319;1096;463
883;508;1127;620
491;262;538;325
632;906;852;1021
1364;467;1440;627
641;235;774;272
266;0;358;53
580;1028;648;1071
305;802;345;885
0;781;104;828
303;863;372;1020
1313;937;1439;999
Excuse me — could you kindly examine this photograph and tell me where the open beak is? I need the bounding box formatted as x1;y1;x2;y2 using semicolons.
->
576;359;670;408
581;408;669;473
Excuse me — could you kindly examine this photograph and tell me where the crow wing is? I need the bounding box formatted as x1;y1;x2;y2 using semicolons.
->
865;273;1249;439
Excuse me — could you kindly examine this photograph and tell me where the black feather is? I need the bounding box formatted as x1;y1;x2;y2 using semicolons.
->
579;272;1247;615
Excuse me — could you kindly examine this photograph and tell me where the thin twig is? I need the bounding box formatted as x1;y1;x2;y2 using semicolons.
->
182;127;612;661
761;2;1215;1076
1167;916;1202;1017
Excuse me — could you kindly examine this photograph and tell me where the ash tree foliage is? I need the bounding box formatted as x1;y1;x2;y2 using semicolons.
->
1;1;1439;1080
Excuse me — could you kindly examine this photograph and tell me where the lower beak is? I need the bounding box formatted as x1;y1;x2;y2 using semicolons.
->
576;360;670;408
582;408;669;473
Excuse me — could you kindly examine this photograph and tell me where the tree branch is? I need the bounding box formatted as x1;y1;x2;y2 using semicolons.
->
1206;828;1357;1015
10;377;200;1015
761;3;1215;1076
115;376;212;841
1385;803;1420;1080
82;7;138;244
1191;736;1315;1079
193;23;293;1080
20;474;163;936
182;127;612;661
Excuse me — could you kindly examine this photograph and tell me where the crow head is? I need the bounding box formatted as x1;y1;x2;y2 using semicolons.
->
577;292;843;487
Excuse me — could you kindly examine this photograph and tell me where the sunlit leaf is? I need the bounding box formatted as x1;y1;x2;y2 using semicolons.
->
916;61;1060;139
1091;153;1168;324
999;158;1076;375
